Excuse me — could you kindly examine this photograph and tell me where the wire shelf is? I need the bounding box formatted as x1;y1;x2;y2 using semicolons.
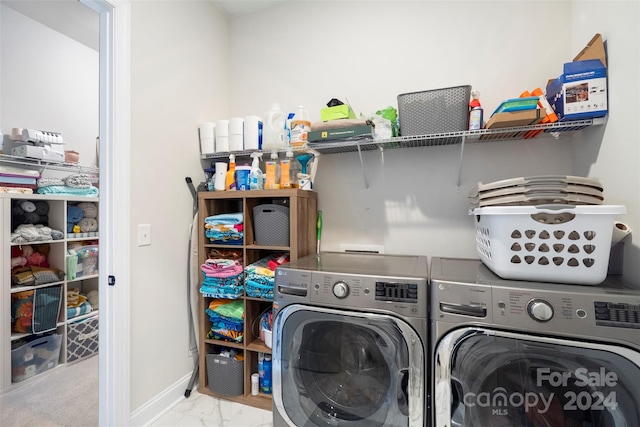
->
0;154;99;175
200;118;604;158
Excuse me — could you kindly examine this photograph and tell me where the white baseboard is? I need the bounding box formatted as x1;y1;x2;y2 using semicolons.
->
130;370;195;427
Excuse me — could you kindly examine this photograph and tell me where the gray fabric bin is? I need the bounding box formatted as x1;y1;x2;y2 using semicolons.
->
253;204;290;246
206;353;244;396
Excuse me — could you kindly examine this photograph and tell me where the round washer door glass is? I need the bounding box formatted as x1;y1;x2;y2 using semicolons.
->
437;330;640;427
277;307;418;427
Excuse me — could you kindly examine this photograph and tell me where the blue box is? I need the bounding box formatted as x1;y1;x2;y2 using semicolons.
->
546;59;607;121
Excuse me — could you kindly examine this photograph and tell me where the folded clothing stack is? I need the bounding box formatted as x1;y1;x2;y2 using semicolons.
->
67;288;94;320
205;299;244;343
244;253;289;301
36;173;99;197
199;258;244;299
204;212;243;245
0;165;41;193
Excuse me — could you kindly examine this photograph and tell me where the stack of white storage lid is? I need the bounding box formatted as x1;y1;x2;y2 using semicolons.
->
468;175;604;210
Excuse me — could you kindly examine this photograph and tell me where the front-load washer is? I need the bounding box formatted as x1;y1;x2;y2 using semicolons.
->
272;252;429;427
430;257;640;427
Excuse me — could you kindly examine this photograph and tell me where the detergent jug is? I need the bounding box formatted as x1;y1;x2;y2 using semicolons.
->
262;103;287;150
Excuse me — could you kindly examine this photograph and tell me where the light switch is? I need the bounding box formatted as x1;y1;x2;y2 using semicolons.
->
138;224;151;246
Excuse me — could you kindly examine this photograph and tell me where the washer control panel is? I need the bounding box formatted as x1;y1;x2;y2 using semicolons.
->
274;267;427;318
375;281;418;303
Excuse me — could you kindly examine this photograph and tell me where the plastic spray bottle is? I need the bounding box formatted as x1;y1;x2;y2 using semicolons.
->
280;149;294;189
264;150;280;190
289;151;301;188
249;152;264;190
225;154;236;190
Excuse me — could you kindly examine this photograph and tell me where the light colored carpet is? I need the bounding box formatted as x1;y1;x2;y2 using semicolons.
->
0;354;98;427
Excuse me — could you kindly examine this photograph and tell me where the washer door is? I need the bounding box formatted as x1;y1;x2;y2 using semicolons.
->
273;305;424;427
434;327;640;427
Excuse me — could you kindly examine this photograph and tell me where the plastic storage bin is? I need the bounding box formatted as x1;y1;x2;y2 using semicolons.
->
69;245;99;279
253;204;290;246
67;314;99;363
206;353;244;396
11;334;63;382
397;85;471;136
472;205;626;285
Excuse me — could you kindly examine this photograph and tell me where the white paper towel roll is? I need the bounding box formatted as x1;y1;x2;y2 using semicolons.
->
229;117;244;151
199;122;215;154
611;221;632;245
215;119;230;152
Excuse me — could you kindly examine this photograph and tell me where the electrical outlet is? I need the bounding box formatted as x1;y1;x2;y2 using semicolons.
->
138;224;151;246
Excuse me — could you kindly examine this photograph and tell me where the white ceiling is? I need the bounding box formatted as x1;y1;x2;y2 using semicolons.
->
2;0;99;51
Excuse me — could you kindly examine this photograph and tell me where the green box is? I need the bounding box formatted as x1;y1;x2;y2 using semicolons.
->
320;105;356;121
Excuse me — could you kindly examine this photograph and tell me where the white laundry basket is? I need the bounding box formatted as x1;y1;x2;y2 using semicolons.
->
471;205;626;285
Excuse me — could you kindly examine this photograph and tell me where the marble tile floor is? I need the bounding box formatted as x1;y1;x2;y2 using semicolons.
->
148;389;273;427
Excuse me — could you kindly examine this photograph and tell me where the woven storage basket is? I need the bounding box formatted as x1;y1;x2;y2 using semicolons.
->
253;204;290;246
206;353;244;396
472;205;625;285
398;85;471;136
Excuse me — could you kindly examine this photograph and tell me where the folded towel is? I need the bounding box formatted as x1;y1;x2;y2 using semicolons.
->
204;212;243;226
64;173;92;188
37;185;99;197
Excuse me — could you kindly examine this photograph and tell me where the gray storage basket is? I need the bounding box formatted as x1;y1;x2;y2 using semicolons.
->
206;353;244;396
253;204;290;246
398;85;471;136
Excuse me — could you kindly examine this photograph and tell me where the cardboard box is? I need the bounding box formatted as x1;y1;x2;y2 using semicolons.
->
485;109;546;129
546;34;608;121
308;125;373;142
481;109;545;141
320;104;356;121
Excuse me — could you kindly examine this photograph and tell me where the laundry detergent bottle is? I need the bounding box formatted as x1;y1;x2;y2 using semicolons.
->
264;150;280;190
280;149;294;189
262;103;287;150
290;105;311;148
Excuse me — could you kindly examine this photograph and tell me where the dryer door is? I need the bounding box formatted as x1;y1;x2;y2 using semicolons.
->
434;327;640;427
273;305;424;427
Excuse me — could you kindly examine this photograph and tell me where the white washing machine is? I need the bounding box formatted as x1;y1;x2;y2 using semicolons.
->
431;257;640;427
272;252;429;427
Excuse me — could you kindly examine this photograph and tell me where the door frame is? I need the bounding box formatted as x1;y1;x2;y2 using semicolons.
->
79;0;131;425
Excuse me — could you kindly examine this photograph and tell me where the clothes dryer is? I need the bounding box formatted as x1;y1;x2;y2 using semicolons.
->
272;252;429;427
431;257;640;427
